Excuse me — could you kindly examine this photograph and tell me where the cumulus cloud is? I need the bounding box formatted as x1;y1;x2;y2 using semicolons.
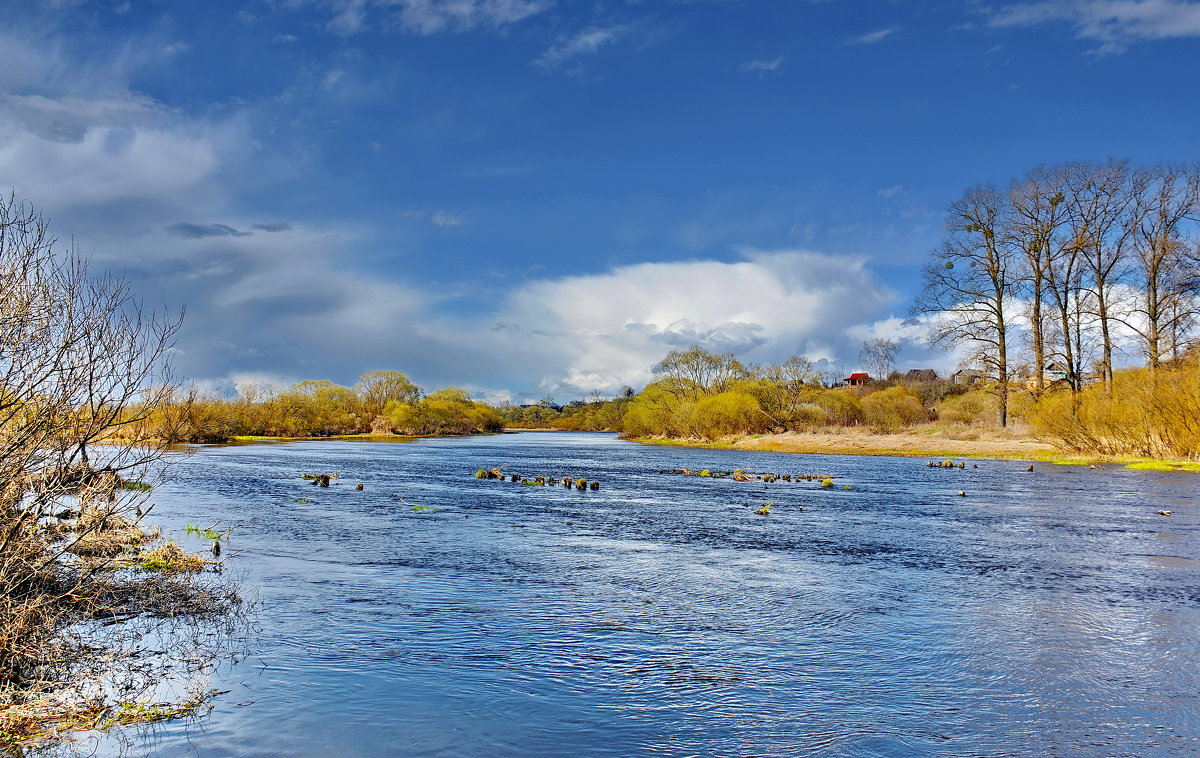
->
848;26;899;45
987;0;1200;52
435;249;902;397
534;26;626;70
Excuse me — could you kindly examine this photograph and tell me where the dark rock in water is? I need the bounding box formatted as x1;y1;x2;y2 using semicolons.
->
562;478;572;488
589;481;599;490
212;540;221;556
575;478;587;491
488;468;503;479
511;474;520;482
356;483;364;490
318;474;331;487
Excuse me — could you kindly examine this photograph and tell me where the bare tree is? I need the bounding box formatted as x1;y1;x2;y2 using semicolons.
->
1122;164;1200;373
1007;166;1068;393
857;338;899;381
1061;160;1137;390
912;185;1018;426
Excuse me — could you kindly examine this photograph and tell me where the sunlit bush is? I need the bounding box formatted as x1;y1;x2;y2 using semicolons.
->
687;391;769;440
1028;363;1200;458
936;389;995;426
811;389;865;426
861;386;928;432
384;387;502;436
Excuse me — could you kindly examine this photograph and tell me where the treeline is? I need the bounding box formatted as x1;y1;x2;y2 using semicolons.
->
132;370;502;442
497;389;634;431
610;348;986;439
913;159;1199;427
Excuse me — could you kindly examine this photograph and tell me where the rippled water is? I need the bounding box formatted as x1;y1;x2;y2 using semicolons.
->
85;432;1199;756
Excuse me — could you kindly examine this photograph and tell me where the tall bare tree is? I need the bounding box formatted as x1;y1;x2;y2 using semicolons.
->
1006;166;1067;393
912;185;1018;426
1061;160;1137;390
1123;164;1200;372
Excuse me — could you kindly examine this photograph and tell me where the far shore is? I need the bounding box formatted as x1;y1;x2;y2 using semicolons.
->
629;427;1200;470
112;427;1198;471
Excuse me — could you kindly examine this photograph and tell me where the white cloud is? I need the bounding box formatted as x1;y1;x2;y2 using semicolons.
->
397;0;551;34
400;208;468;226
738;56;783;74
325;0;551;36
431;209;467;226
0;94;220;209
848;26;899;45
878;184;904;198
534;25;626;70
436;249;901;396
987;0;1200;52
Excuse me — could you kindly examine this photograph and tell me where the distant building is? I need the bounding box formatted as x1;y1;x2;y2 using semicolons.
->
904;368;938;382
952;369;987;385
843;372;870;386
1024;362;1073;392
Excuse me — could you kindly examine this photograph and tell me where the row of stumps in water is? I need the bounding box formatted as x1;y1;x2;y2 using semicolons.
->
660;469;840;487
476;468;600;490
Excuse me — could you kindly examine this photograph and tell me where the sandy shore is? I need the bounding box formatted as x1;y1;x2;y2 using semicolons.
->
638;426;1061;461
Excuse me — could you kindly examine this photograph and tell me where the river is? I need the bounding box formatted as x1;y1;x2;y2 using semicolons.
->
79;432;1199;756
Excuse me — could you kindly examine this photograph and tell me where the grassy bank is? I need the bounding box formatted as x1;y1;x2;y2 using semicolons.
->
628;428;1199;470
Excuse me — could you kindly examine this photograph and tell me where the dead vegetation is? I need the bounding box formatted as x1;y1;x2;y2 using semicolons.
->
1;196;244;750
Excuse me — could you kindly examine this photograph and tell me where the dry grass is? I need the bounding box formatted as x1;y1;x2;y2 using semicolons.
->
633;424;1057;461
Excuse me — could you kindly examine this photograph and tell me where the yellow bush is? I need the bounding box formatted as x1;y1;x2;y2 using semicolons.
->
937;389;995;426
861;386;928;432
811;389;864;426
1028;364;1200;458
687;391;769;440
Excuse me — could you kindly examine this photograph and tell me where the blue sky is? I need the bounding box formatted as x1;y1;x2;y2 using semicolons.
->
2;0;1199;401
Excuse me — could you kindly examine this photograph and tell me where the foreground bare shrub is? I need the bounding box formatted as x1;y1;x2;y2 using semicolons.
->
1;196;242;749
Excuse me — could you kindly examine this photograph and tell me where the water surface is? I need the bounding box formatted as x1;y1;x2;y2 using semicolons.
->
89;432;1200;756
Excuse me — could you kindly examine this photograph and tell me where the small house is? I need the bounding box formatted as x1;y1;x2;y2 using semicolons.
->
843;372;870;387
952;369;987;385
904;368;938;383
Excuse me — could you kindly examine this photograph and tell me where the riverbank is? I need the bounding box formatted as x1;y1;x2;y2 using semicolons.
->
630;427;1200;469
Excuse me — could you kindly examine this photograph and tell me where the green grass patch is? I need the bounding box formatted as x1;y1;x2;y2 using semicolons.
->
122;481;152;491
1125;460;1200;472
184;524;221;540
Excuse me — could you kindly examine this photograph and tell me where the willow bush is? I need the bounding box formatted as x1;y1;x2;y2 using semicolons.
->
1029;363;1200;458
